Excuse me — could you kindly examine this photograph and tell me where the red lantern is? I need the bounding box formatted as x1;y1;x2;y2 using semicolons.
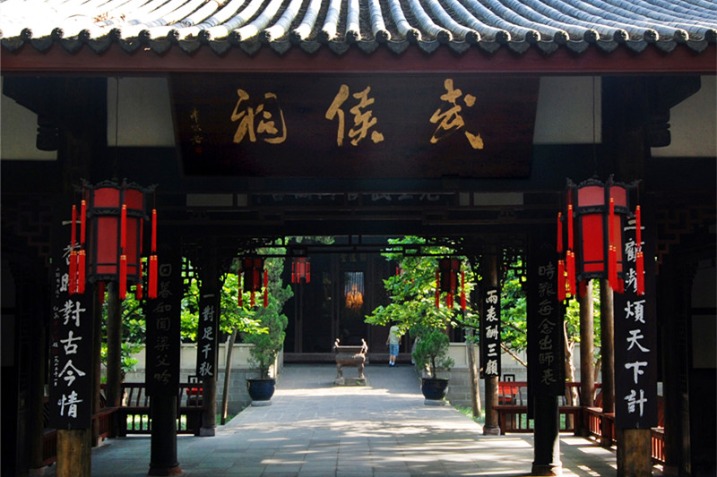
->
291;257;311;284
75;180;157;301
559;177;630;297
437;258;461;308
241;257;267;308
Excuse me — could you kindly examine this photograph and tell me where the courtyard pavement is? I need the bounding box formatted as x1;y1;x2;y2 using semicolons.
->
48;364;633;476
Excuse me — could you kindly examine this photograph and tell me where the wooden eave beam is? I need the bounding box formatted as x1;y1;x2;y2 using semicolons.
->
1;43;715;75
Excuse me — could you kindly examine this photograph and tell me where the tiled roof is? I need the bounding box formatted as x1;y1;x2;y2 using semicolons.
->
1;0;716;57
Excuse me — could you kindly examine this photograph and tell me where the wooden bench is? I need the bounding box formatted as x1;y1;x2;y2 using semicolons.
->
333;339;368;385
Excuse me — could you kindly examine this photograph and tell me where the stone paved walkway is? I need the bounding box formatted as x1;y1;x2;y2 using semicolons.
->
48;364;626;476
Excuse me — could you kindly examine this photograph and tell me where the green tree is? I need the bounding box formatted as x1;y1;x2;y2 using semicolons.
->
365;236;479;342
241;251;292;378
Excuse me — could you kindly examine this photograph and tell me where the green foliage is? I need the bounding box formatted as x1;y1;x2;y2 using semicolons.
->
365;236;478;337
179;262;267;342
241;251;292;379
366;236;478;378
100;291;145;379
411;328;455;378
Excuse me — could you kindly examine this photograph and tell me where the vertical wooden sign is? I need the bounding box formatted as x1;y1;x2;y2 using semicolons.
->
614;217;657;428
145;248;181;396
49;257;94;429
196;293;219;380
527;227;565;397
481;287;501;378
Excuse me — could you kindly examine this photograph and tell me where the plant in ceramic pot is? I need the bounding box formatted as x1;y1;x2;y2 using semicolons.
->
411;328;455;402
243;303;288;405
241;254;291;406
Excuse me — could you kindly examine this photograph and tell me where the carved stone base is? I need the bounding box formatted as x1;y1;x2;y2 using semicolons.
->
334;377;367;386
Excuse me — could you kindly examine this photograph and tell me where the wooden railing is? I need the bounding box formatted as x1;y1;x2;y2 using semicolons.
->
116;382;204;436
494;381;665;465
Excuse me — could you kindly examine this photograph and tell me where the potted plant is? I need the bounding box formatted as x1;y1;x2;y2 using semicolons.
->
412;328;455;403
243;306;288;406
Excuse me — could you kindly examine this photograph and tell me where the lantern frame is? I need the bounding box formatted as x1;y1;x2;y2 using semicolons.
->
558;176;634;301
84;180;152;285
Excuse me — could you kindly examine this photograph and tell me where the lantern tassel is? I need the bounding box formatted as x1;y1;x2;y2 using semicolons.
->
77;250;86;294
636;251;645;296
263;269;269;308
80;199;86;246
151;209;157;253
306;261;311;284
69;204;77;295
567;204;574;250
69;250;78;295
635;205;644;295
566;250;576;297
148;255;158;299
557;212;563;254
119;254;127;300
435;271;440;309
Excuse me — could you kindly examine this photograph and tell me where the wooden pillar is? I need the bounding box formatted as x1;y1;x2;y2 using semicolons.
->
92;285;104;442
56;429;92;477
28;301;48;473
148;396;181;476
599;279;615;446
527;224;564;476
579;280;595;436
660;260;693;476
533;396;562;476
617;428;653;477
196;245;220;436
482;250;500;435
145;245;183;476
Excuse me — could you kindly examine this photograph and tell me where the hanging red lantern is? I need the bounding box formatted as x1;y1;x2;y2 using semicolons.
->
70;180;157;301
558;176;631;297
241;257;267;308
437;258;461;308
291;257;311;284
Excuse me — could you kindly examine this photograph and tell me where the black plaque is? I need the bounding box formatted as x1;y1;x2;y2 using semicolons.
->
145;248;182;396
527;226;565;396
195;292;219;380
614;217;658;429
172;74;539;179
481;286;501;378
49;259;94;429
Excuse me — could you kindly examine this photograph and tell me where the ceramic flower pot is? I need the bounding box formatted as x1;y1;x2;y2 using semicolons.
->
421;377;449;401
247;378;276;405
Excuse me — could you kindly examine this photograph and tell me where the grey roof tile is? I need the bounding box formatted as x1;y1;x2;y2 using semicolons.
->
0;0;715;57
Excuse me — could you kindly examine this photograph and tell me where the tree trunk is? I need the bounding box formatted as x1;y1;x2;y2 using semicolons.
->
221;330;238;425
466;328;482;417
563;324;577;430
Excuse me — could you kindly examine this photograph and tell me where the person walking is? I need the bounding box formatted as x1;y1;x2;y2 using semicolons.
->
386;324;400;367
